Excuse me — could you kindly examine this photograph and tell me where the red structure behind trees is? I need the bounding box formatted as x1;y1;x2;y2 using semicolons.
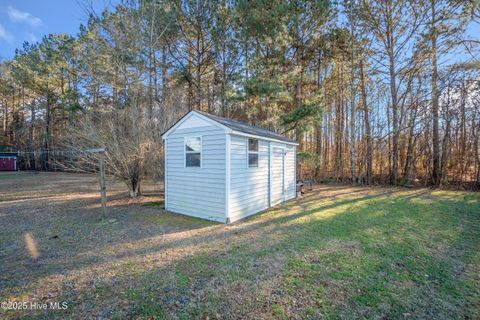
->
0;153;17;171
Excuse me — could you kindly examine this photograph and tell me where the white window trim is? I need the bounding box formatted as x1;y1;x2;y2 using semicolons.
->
184;136;202;168
247;137;259;168
225;134;231;221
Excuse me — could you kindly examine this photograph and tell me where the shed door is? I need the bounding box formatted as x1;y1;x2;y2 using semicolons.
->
270;147;285;206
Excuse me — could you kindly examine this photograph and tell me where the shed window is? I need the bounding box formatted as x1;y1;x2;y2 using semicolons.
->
185;137;201;167
248;138;259;167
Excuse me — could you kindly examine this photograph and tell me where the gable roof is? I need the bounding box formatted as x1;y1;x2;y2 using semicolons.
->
162;110;297;144
196;111;296;144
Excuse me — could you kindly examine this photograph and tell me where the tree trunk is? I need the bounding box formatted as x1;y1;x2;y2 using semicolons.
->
388;53;399;185
295;38;304;180
404;100;419;185
440;115;450;185
148;46;154;119
195;29;202;110
113;67;119;134
385;1;399;185
43;88;51;171
315;122;322;179
29;100;36;170
161;46;167;103
430;0;441;187
474;114;480;189
359;60;372;184
128;177;141;198
349;3;356;184
2;98;8;137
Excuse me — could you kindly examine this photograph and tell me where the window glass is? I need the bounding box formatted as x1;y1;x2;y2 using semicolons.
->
186;153;201;167
248;138;258;152
185;137;201;167
248;138;259;167
248;153;258;167
185;137;201;152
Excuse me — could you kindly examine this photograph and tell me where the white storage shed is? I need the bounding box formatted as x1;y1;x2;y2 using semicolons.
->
161;110;297;223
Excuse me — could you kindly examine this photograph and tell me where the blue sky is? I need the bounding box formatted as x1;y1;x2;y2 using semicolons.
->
0;1;478;62
0;0;120;60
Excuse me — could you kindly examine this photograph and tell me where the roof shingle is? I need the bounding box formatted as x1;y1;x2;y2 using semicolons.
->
196;111;296;144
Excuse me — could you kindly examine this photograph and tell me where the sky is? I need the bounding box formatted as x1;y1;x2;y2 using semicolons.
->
0;1;478;62
0;0;120;60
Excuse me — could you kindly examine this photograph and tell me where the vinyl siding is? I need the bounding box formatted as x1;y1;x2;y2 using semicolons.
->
228;135;270;221
164;113;296;224
270;144;285;206
284;145;296;200
165;125;227;222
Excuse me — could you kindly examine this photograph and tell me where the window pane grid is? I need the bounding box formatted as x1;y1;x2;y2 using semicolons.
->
248;138;259;167
185;137;201;167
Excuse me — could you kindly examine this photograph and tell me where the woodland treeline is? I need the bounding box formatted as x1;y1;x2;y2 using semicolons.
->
0;0;479;193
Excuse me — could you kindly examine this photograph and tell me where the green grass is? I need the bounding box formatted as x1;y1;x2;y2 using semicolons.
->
268;190;479;319
0;172;33;180
143;201;164;208
1;183;479;319
165;188;478;319
126;288;166;319
109;188;479;319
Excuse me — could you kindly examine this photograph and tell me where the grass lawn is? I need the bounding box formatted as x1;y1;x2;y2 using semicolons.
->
0;173;479;319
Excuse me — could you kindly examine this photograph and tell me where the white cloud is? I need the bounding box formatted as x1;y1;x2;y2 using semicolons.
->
0;23;14;43
7;6;43;28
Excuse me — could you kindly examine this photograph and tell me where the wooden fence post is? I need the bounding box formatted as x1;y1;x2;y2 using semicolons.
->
99;151;107;218
86;147;107;219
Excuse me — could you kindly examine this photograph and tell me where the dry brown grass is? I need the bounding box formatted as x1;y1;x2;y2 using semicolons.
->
0;172;478;319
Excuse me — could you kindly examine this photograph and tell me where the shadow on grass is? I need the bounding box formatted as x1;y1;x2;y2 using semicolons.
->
110;188;479;319
1;185;479;319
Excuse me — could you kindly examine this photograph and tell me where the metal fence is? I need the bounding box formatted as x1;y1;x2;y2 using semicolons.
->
15;149;98;172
